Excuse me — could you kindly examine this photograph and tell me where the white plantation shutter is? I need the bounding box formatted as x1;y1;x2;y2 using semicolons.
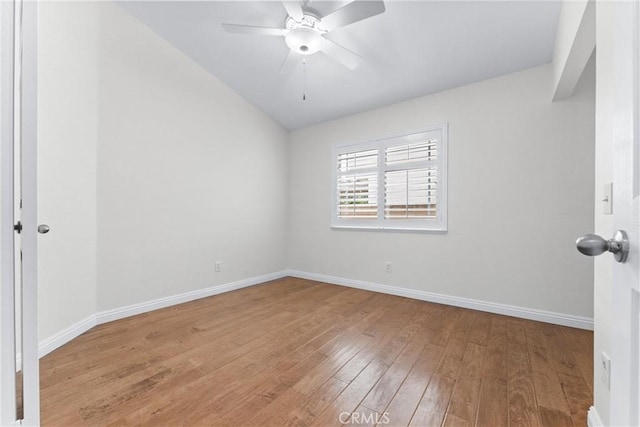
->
384;168;437;219
337;149;378;171
336;149;379;219
385;140;437;164
337;173;378;218
332;125;447;231
384;141;438;220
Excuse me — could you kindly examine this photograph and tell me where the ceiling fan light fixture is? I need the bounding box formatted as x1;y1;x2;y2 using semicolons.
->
285;27;324;55
222;1;387;70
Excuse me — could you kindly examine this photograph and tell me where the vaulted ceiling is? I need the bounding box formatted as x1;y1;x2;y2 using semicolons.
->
119;1;561;130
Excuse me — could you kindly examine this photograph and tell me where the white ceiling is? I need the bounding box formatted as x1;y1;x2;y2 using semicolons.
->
119;1;562;130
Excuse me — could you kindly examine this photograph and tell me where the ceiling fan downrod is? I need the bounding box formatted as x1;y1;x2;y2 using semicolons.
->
302;58;307;101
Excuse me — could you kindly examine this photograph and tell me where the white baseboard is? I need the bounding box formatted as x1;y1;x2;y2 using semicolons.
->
285;270;594;330
38;314;97;358
37;271;287;359
36;268;593;360
587;406;604;427
95;271;287;325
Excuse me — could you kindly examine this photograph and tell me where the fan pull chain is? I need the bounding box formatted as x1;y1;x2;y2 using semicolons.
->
302;57;306;101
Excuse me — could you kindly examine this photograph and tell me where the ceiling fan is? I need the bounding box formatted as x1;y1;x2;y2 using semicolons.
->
221;1;385;73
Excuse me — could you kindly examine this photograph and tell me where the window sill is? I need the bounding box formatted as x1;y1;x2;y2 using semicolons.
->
330;225;448;234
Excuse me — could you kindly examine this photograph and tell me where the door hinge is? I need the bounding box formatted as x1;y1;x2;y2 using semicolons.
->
13;221;22;234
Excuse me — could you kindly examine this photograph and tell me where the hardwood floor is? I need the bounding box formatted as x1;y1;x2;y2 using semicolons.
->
40;277;593;426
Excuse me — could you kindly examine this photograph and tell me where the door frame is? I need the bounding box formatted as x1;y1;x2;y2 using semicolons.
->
0;0;18;421
19;0;39;423
0;0;39;425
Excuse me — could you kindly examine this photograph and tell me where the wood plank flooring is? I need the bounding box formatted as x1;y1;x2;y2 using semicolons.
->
40;277;593;426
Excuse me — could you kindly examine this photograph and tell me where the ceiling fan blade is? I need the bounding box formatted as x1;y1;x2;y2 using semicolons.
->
280;50;300;74
320;0;385;32
320;38;363;70
221;23;286;36
282;1;304;21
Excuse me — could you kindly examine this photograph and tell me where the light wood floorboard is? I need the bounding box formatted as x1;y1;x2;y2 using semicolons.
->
39;277;593;426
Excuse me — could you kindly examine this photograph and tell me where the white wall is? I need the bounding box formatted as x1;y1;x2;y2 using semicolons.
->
35;1;289;344
553;0;588;76
37;2;98;341
95;3;289;311
288;63;595;321
34;1;596;360
552;0;595;101
592;1;614;423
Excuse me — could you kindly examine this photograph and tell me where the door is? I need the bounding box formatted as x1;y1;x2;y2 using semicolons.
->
576;1;640;423
0;0;39;425
611;1;640;425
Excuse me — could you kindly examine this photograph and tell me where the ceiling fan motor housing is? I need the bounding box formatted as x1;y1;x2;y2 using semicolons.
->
284;14;325;55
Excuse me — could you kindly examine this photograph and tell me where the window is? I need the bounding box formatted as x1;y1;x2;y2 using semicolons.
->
332;124;447;232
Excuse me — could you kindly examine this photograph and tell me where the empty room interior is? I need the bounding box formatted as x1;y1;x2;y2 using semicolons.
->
2;0;639;426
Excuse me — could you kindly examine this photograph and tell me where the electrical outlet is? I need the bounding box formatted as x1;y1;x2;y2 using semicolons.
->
601;351;611;390
215;261;222;273
385;262;392;273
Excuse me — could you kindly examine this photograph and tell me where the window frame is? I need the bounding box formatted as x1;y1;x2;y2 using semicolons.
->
331;124;448;233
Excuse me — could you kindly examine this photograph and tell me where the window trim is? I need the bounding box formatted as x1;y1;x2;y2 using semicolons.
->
331;124;448;233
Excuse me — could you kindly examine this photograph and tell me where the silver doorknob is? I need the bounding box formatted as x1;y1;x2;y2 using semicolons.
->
37;224;50;234
576;230;629;263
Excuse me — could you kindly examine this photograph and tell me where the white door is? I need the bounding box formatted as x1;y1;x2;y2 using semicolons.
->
0;1;39;425
610;1;640;425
